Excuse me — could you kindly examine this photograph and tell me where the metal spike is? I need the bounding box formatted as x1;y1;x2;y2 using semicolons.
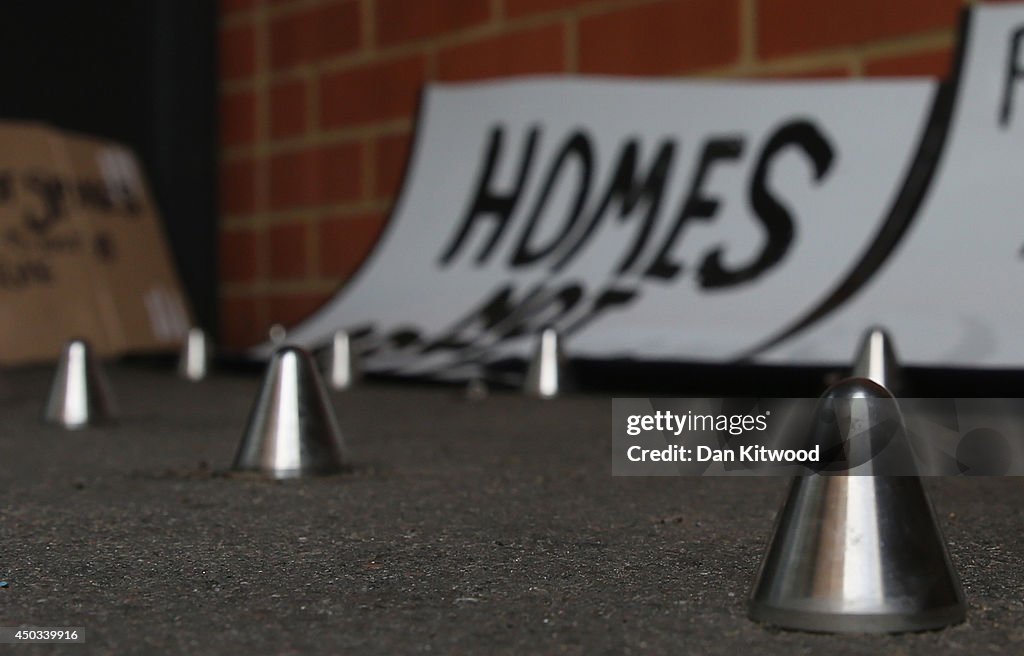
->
464;377;489;401
851;326;904;394
268;323;287;345
43;338;117;429
232;345;346;478
524;327;571;399
748;378;965;633
178;327;212;381
322;330;360;391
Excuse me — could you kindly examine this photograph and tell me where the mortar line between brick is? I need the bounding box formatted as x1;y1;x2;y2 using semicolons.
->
565;17;579;73
741;0;757;66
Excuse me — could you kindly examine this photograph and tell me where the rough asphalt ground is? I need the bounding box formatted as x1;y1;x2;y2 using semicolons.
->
2;364;1023;654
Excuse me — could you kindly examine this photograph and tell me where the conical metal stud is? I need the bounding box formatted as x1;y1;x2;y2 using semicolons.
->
178;327;211;381
43;338;117;429
232;345;346;478
748;378;965;633
464;377;489;401
851;326;904;394
322;330;360;391
268;323;287;345
524;327;571;399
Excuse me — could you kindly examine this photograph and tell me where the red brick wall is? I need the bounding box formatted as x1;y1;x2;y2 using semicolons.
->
218;0;979;348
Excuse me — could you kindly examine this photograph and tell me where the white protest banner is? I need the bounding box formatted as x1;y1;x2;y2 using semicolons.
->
760;4;1024;367
278;81;945;376
271;73;936;379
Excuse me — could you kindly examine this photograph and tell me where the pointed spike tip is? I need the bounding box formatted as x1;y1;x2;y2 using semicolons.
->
268;323;287;345
850;326;902;393
808;376;919;476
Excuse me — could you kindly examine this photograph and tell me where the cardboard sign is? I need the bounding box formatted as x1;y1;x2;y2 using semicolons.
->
61;132;190;351
0;123;116;362
0;122;190;365
274;3;1024;375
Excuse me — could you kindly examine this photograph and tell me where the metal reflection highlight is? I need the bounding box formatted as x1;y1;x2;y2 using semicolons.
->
850;326;903;394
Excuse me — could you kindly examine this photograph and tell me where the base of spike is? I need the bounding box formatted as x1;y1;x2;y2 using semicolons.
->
749;600;965;634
